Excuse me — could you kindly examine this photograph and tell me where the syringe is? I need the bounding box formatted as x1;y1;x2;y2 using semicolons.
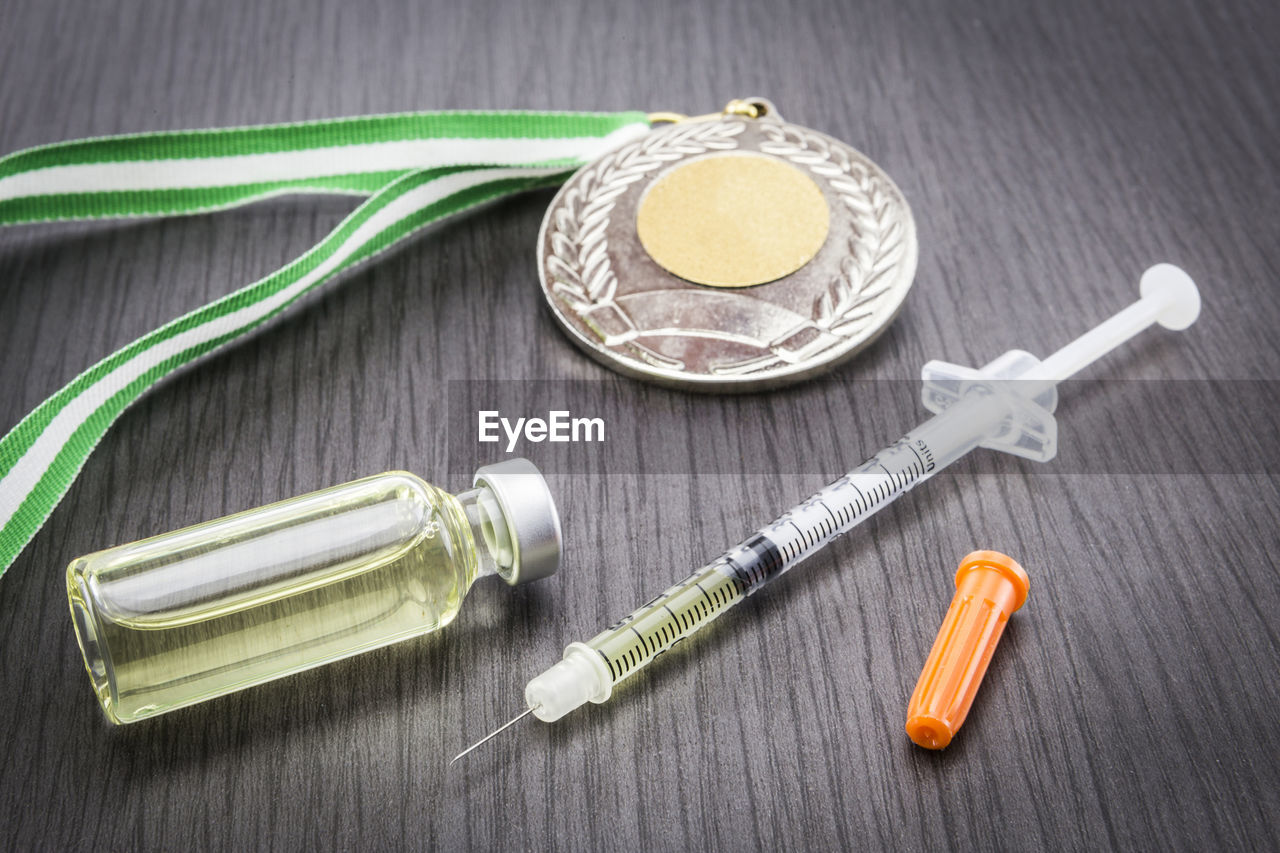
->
453;264;1201;761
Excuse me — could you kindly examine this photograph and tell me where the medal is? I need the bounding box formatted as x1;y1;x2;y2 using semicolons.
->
538;99;918;389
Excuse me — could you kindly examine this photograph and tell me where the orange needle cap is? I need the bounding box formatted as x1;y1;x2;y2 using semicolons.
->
906;550;1029;750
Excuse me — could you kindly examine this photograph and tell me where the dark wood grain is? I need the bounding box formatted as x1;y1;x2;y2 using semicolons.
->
2;0;1278;850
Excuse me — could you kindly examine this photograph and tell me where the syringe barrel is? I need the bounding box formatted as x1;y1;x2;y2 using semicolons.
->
582;559;746;689
529;396;1007;720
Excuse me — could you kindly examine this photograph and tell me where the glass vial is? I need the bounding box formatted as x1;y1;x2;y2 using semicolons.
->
66;458;561;724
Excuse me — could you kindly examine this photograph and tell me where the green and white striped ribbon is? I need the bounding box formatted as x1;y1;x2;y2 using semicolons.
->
0;109;651;576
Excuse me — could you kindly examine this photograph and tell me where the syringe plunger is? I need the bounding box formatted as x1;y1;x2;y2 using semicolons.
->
1023;264;1200;387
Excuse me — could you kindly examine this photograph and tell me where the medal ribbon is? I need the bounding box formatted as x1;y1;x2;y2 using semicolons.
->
0;110;651;576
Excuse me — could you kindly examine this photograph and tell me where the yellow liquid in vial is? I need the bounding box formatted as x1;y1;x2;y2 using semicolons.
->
67;473;483;724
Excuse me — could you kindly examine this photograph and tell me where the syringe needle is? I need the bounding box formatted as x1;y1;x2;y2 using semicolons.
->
450;706;537;765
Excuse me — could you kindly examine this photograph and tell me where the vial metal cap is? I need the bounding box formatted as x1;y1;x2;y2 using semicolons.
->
473;458;562;585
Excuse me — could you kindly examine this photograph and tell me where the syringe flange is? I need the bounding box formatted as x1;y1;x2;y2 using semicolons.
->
921;350;1058;463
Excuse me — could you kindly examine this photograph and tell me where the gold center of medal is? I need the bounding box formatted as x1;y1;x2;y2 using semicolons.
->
635;151;830;288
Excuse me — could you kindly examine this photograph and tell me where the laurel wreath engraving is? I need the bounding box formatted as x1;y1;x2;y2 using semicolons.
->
544;118;907;376
546;120;745;314
757;123;906;338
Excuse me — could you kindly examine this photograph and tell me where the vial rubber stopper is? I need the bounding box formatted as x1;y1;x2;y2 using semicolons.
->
906;550;1030;750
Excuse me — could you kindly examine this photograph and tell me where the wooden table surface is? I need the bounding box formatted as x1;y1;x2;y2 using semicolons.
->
1;0;1277;849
